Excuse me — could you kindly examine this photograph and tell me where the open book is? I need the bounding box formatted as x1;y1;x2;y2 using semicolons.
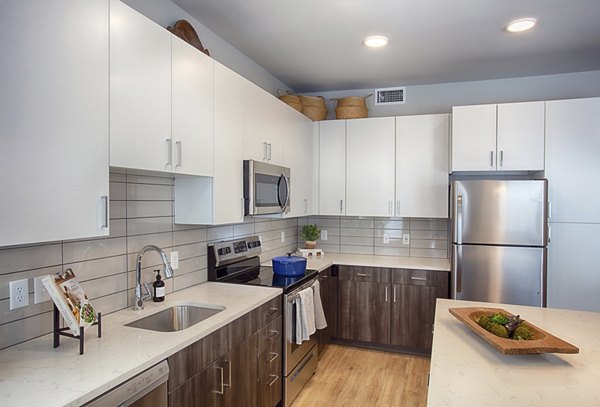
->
42;269;96;337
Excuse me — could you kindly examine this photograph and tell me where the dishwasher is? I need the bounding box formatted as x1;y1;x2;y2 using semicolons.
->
84;360;169;407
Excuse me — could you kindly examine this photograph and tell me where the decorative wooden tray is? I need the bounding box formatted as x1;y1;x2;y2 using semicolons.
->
449;307;579;355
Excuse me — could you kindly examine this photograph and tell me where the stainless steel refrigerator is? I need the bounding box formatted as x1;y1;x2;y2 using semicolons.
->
451;179;548;307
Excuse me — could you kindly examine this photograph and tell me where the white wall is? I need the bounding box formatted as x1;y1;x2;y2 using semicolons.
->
121;0;290;95
306;70;600;118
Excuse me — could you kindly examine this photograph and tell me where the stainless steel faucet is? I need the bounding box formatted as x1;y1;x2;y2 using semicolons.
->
133;245;174;310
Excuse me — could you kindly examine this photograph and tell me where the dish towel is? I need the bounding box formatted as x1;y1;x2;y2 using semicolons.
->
295;286;315;344
312;279;328;330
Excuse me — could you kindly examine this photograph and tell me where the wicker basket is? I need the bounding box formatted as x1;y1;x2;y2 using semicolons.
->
299;95;327;108
336;96;367;108
279;94;301;105
303;106;328;121
286;102;303;112
335;106;368;119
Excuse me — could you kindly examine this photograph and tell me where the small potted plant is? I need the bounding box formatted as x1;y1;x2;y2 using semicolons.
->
300;224;321;249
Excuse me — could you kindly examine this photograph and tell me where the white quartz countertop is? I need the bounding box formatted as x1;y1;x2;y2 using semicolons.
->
428;299;600;406
265;253;450;272
0;282;281;407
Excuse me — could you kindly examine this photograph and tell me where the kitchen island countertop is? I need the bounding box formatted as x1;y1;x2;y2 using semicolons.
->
0;282;281;407
429;298;600;406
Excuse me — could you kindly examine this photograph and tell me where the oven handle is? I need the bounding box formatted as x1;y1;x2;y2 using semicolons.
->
285;276;319;301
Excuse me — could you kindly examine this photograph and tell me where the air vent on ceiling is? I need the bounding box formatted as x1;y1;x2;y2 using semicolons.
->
374;87;406;105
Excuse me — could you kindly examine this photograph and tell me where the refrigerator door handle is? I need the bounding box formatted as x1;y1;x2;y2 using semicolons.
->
454;245;463;294
456;194;463;244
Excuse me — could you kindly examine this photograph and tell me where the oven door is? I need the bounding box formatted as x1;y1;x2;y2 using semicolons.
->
244;160;290;215
284;290;317;375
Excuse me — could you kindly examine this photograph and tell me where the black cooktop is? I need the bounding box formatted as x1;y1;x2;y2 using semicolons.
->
251;266;318;293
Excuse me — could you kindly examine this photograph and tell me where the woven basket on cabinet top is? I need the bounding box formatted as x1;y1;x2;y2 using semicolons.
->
335;106;368;119
303;106;328;121
299;95;327;108
336;96;368;108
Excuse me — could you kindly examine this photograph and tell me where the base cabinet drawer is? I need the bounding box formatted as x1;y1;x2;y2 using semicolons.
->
258;317;283;407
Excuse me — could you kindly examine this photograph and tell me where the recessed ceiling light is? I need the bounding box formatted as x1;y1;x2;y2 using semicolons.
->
506;18;537;33
363;35;388;48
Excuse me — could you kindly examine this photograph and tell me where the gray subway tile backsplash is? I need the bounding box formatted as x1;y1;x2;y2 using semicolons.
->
0;171;300;350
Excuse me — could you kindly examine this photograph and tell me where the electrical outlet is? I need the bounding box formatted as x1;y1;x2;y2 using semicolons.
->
170;251;179;270
281;231;286;242
383;233;390;244
403;234;410;245
9;279;29;310
258;235;263;244
34;276;51;304
321;230;328;241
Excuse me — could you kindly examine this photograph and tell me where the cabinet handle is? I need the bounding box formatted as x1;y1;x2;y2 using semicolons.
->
268;374;279;387
175;141;182;167
268;352;279;364
388;200;393;215
393;285;397;303
216;366;225;395
340;199;344;214
396;200;400;215
320;275;328;279
304;198;308;214
100;196;108;228
268;306;279;313
356;273;371;277
489;151;494;167
224;360;232;388
500;150;504;167
267;143;272;160
411;276;427;281
263;142;268;160
165;139;173;166
548;201;552;219
385;286;389;302
268;329;279;339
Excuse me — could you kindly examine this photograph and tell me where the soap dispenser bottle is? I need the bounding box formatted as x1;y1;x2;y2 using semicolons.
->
153;269;165;302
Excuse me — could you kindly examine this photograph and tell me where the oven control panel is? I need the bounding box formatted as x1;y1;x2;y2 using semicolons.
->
210;236;262;266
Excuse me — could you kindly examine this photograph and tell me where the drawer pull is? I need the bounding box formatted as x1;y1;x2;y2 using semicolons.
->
268;306;279;314
411;276;427;281
268;352;279;364
268;329;279;339
356;273;371;277
268;374;279;387
216;366;224;395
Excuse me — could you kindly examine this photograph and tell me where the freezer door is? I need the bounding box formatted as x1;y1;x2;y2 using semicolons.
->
451;180;547;246
452;244;545;307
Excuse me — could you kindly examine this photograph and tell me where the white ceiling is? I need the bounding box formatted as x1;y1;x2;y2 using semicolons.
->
173;0;600;93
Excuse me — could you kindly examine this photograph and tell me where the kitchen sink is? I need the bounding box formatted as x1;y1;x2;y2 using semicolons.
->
125;303;225;332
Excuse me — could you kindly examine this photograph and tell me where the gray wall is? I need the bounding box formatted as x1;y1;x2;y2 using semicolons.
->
306;70;600;119
121;0;290;95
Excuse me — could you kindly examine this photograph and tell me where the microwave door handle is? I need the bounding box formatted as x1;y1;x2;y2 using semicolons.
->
278;174;290;211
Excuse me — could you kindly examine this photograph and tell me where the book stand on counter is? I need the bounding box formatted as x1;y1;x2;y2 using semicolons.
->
53;305;102;355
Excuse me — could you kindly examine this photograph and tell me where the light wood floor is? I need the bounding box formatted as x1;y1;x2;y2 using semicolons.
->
290;344;430;407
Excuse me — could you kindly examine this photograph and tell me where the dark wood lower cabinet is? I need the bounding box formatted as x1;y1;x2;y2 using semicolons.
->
316;266;338;357
258;317;282;407
334;266;448;354
167;296;282;407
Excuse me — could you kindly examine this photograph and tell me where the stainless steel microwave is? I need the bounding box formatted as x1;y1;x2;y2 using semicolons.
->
243;160;291;215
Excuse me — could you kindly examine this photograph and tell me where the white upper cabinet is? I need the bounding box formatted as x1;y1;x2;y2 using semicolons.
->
346;117;396;217
110;0;172;172
0;0;109;246
545;97;600;223
213;62;246;224
497;101;545;171
451;104;497;171
319;120;347;216
451;101;545;172
110;0;214;176
243;81;284;165
284;109;314;218
395;114;449;218
171;36;214;177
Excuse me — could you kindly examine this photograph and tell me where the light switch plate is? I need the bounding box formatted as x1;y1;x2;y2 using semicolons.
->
170;251;179;270
383;233;390;244
281;231;285;242
34;276;51;304
9;279;29;310
321;230;328;240
402;234;410;245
